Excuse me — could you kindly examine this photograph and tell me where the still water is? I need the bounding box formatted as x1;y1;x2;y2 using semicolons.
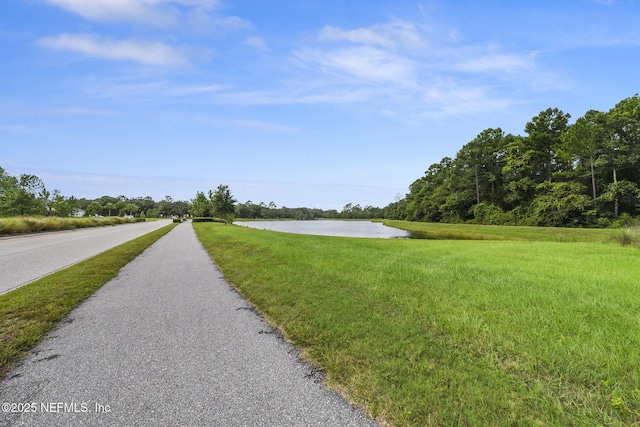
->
236;220;411;239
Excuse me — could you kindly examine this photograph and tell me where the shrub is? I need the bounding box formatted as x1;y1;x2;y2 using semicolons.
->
612;213;638;228
192;217;225;223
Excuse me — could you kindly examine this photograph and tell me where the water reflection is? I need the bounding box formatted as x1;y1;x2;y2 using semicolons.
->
236;220;411;239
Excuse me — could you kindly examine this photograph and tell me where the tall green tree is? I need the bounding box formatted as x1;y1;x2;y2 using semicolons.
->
607;95;640;175
85;201;102;217
0;173;48;216
502;134;537;209
17;174;47;216
600;180;640;219
50;189;79;217
524;108;571;183
562;110;607;203
457;128;507;207
123;203;139;217
190;191;211;217
405;157;454;221
210;185;237;223
104;202;116;217
597;96;640;217
0;167;19;216
130;196;156;216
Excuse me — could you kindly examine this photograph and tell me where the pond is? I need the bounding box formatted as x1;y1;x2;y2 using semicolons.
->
236;220;411;239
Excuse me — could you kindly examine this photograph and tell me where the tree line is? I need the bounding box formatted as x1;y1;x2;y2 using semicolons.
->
0;167;191;218
1;167;386;221
233;201;388;220
384;94;640;227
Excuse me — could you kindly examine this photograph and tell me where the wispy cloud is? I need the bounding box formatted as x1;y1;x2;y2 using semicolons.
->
244;36;268;51
38;1;255;71
43;0;171;25
454;51;537;74
286;19;548;118
295;46;415;83
0;125;33;134
84;78;226;99
227;119;295;132
36;33;188;66
42;0;222;26
33;7;564;121
47;107;118;116
0;102;118;119
586;0;615;5
42;0;252;35
208;87;373;106
319;21;424;49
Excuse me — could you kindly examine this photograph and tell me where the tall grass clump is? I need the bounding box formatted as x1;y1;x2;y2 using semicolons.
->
0;216;141;235
619;225;640;247
194;222;640;426
0;218;30;234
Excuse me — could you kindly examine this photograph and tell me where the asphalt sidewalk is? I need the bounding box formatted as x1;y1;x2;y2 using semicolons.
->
0;222;378;427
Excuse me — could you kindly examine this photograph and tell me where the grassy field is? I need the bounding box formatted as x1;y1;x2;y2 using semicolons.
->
381;219;620;243
0;222;178;378
0;216;142;235
194;222;640;426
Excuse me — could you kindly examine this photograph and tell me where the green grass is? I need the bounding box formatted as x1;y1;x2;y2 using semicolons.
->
0;216;143;235
194;222;640;426
0;222;178;378
381;219;619;243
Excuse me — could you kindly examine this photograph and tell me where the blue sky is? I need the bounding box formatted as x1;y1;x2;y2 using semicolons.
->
1;0;639;209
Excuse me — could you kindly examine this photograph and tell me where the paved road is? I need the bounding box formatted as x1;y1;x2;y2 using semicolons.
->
0;220;172;295
0;223;378;427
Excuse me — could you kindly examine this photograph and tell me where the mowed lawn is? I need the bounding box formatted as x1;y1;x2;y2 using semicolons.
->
194;222;640;426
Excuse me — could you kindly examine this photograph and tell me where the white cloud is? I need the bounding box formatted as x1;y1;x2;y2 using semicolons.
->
37;34;188;66
227;119;295;132
586;0;615;4
454;52;535;73
282;18;567;121
0;125;33;134
43;0;171;25
165;84;225;95
199;87;373;106
244;36;268;51
41;0;252;34
319;21;424;49
48;107;117;116
42;0;221;25
295;46;415;83
419;83;516;116
84;78;226;99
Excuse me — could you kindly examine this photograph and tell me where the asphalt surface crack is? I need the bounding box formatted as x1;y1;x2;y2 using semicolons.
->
35;354;60;363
